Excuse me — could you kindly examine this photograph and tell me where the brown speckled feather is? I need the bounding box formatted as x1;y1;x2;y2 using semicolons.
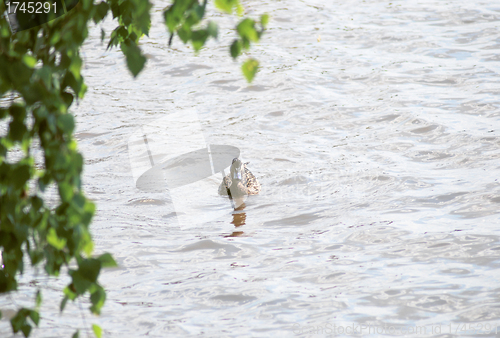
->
218;163;261;196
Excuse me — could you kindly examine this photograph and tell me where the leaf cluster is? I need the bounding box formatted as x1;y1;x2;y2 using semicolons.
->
164;0;269;82
1;0;116;336
104;0;152;77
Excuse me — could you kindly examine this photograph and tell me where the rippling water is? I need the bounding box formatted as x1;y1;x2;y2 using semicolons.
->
2;0;500;337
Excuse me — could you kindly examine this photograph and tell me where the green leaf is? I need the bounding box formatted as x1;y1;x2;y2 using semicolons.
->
11;310;24;332
22;55;37;68
90;286;106;314
49;31;61;45
0;269;17;292
82;235;94;256
230;40;242;59
241;58;259;83
47;228;67;250
1;22;10;38
93;2;110;24
8;120;28;143
237;18;258;42
97;253;118;268
62;91;74;107
176;25;191;43
214;0;242;15
261;14;269;28
36;66;53;88
164;0;192;33
10;308;32;337
120;40;146;78
236;2;244;15
71;271;92;295
191;29;209;51
92;324;102;338
7;61;31;87
58;182;74;202
69;56;83;81
63;285;77;300
72;330;80;338
62;71;87;99
21;323;32;337
79;258;101;283
28;310;40;326
9;104;26;119
36;289;42;308
57;114;75;133
60;295;69;312
72;194;86;211
207;21;218;39
107;26;128;49
12;164;30;190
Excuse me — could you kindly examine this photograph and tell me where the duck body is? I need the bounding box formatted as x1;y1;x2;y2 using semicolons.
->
218;158;261;197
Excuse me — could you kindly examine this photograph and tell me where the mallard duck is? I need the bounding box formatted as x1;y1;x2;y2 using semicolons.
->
218;158;261;198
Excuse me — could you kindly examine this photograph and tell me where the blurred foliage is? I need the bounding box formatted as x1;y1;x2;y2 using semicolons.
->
0;0;267;336
164;0;268;81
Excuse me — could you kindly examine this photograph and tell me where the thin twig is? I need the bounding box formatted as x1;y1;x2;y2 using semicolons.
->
78;299;90;338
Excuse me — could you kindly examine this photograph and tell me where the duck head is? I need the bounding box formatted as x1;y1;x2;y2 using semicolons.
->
227;158;247;205
230;158;242;181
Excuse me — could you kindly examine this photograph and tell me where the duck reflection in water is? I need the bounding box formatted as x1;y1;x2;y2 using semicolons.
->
225;203;246;237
